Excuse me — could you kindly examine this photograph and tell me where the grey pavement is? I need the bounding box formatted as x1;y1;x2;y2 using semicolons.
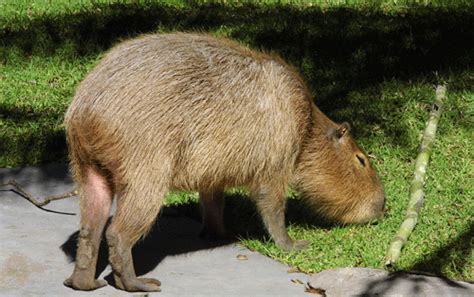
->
0;164;308;296
308;268;474;296
1;164;473;296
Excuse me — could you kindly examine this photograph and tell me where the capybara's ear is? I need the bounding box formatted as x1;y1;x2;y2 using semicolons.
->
328;122;350;141
339;122;350;136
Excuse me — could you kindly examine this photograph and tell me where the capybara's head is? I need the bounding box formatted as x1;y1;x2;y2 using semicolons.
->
295;112;385;224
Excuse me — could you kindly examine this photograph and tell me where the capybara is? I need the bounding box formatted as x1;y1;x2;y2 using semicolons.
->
63;32;385;292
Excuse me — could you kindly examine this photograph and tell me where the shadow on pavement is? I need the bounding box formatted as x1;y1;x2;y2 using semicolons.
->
60;205;235;281
60;193;328;283
0;163;71;185
360;271;472;296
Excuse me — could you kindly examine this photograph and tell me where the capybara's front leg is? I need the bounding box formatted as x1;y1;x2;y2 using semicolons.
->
106;225;161;292
252;185;309;251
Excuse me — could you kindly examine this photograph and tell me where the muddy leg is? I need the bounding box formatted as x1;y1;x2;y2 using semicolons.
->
199;190;227;239
251;185;308;251
64;167;112;290
105;184;165;292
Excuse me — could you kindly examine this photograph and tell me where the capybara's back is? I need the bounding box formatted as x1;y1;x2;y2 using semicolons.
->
64;33;385;292
65;33;311;194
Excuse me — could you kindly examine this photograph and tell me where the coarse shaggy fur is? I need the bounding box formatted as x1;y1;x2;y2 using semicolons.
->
64;32;385;292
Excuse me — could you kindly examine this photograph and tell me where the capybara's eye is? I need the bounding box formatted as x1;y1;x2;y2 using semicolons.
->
356;154;366;167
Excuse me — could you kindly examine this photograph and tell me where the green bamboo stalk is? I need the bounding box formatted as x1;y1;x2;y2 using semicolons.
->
384;85;446;269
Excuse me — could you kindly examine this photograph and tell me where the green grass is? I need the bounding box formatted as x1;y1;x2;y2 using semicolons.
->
240;80;473;280
1;0;472;281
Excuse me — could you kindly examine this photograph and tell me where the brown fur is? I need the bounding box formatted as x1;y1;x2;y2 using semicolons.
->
63;32;385;292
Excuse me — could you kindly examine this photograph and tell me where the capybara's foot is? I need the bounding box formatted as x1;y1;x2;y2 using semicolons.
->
64;276;107;291
115;276;161;292
277;239;310;252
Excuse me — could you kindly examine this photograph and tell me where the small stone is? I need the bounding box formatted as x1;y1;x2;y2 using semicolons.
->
236;254;248;261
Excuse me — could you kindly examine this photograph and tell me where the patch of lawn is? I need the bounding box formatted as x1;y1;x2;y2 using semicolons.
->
1;0;472;281
240;79;473;281
0;53;97;165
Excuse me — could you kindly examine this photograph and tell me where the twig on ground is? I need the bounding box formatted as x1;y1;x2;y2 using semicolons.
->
384;84;446;269
0;179;77;207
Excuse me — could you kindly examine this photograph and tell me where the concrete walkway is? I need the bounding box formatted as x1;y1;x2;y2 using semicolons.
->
0;164;308;296
1;164;472;296
308;268;473;296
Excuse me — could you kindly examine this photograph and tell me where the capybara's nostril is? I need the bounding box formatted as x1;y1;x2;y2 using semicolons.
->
369;194;386;220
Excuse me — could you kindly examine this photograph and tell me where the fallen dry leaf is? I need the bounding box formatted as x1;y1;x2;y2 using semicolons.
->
291;278;304;285
305;283;326;296
287;266;303;274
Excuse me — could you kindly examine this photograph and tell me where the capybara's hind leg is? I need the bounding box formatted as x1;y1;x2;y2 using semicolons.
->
251;184;309;251
199;190;227;239
64;166;113;290
105;183;165;292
